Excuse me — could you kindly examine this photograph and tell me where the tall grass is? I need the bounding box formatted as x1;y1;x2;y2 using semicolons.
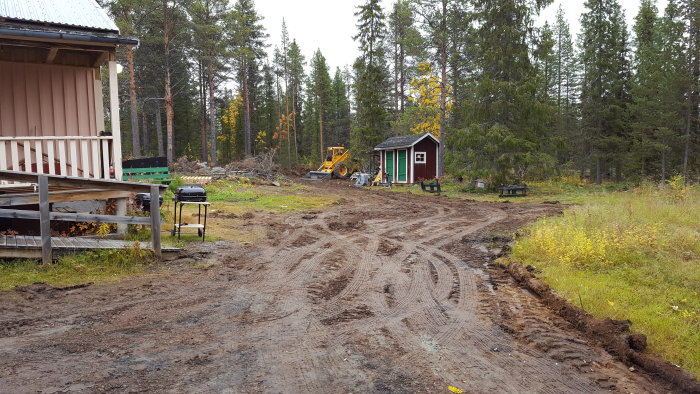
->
513;181;700;378
0;244;153;291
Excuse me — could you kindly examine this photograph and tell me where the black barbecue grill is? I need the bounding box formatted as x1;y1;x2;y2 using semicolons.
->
174;185;207;202
134;193;164;212
171;184;210;240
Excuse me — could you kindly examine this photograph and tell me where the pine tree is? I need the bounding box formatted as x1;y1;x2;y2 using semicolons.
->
388;0;424;115
551;6;580;168
306;50;333;162
351;0;391;162
329;68;352;147
287;40;306;162
681;0;700;179
191;0;230;164
230;0;267;157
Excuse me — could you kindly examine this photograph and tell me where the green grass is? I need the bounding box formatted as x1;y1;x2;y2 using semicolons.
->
0;245;154;291
389;175;636;204
512;183;700;378
204;179;335;212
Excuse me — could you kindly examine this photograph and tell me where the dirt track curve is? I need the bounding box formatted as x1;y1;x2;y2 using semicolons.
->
0;183;673;393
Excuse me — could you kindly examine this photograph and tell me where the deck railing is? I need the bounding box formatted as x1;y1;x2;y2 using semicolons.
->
0;136;114;180
0;170;165;263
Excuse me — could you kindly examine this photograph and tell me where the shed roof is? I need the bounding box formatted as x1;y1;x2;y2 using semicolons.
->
375;133;439;150
0;0;119;33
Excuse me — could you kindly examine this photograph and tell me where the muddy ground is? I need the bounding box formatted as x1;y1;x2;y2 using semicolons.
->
0;182;677;393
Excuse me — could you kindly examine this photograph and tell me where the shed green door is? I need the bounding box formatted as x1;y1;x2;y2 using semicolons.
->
397;150;407;182
386;151;394;182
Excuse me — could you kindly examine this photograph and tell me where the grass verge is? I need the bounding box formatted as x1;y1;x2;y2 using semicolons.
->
0;244;154;291
389;175;636;204
511;183;700;378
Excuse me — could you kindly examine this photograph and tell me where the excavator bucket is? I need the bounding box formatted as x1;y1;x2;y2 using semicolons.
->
302;171;332;181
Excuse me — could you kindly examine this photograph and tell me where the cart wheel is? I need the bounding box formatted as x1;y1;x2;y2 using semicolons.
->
198;229;203;237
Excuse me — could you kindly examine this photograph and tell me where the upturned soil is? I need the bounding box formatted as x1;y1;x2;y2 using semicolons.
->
0;182;683;393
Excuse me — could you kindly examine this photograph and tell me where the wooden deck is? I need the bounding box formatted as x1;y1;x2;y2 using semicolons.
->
0;235;179;259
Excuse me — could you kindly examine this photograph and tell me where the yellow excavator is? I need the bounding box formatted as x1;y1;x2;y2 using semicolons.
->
302;147;354;180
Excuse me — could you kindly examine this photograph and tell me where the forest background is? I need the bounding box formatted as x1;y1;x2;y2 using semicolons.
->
101;0;700;185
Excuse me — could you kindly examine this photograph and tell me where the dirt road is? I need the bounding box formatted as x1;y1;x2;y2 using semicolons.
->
0;183;671;393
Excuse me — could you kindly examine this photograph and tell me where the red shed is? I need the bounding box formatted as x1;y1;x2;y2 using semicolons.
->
375;133;439;184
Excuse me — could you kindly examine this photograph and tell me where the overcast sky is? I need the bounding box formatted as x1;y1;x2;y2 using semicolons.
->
254;0;670;72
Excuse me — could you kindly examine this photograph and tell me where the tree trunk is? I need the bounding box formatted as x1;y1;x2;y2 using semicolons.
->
319;105;324;162
156;106;164;157
208;66;217;165
292;85;299;162
142;110;149;155
683;11;699;181
165;68;174;164
199;62;208;162
437;0;448;178
126;46;140;157
243;69;252;157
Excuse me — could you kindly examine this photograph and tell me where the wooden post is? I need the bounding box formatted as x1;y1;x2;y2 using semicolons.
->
108;56;123;180
116;198;127;235
38;175;52;264
150;185;161;259
109;56;128;236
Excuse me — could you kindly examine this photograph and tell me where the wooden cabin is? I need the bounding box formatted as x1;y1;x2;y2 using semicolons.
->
375;133;440;184
0;0;171;263
0;0;137;180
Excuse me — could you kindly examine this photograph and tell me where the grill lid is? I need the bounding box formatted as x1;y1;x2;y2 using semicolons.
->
174;184;207;202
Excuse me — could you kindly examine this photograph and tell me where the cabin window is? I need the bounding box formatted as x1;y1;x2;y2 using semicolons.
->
415;152;426;164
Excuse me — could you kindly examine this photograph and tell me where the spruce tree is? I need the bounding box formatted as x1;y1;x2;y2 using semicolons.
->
580;0;632;182
451;0;555;183
351;0;391;162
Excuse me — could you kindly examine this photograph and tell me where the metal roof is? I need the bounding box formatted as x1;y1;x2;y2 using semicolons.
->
375;133;438;150
0;0;119;33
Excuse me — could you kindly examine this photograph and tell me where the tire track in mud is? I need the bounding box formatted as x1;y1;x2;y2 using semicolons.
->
0;183;672;393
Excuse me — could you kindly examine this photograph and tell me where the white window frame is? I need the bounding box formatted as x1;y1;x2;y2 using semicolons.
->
414;151;427;164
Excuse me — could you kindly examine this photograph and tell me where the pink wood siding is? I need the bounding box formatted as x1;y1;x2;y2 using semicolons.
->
0;61;97;138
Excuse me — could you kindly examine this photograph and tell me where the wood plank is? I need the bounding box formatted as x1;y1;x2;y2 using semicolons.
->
58;140;67;176
23;140;32;172
101;139;110;179
15;235;26;248
10;141;20;171
0;249;41;259
0;141;6;172
150;185;161;258
47;140;56;175
81;140;90;178
6;235;17;247
39;175;52;264
0;189;131;207
69;140;78;177
34;140;43;174
23;236;37;248
108;60;123;180
0;170;166;193
51;237;66;248
0;209;152;226
91;140;100;179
